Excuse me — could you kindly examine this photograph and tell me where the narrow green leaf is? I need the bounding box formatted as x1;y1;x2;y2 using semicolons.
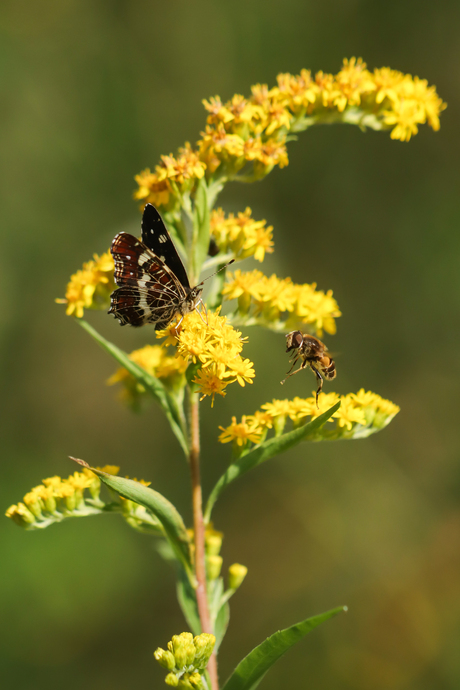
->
205;402;340;522
177;566;202;636
193;177;211;277
222;606;346;690
78;319;188;456
214;598;230;651
70;458;196;586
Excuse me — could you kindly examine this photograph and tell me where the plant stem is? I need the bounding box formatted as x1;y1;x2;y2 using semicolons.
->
189;390;219;690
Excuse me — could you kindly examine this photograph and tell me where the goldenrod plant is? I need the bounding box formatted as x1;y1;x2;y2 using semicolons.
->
7;59;444;690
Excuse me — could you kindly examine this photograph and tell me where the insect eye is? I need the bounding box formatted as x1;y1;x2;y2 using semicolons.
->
292;331;303;348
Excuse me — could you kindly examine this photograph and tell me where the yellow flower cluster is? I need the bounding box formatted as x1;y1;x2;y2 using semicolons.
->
108;344;189;405
5;466;119;529
133;59;445;210
210;207;274;262
134;142;206;211
157;310;255;405
223;269;341;336
219;389;400;449
154;632;216;688
56;251;114;319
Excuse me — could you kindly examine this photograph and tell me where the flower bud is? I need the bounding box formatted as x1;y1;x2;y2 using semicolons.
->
187;672;204;689
237;293;252;315
170;633;195;669
177;678;193;689
193;634;216;671
273;415;286;436
5;503;36;527
206;555;223;580
154;647;176;671
228;563;248;590
165;672;179;687
43;494;57;513
64;492;76;511
23;492;43;519
205;533;222;556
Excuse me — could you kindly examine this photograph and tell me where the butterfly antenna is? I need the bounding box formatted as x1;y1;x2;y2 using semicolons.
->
197;259;235;287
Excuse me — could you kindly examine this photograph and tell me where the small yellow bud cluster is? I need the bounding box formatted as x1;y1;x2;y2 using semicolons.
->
223;269;341;336
156;310;255;406
5;467;118;529
219;390;400;449
108;344;189;407
56;251;115;319
154;632;216;688
210;207;274;263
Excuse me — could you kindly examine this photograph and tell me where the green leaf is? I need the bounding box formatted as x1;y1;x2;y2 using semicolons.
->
214;598;230;651
193;177;211;278
176;565;202;636
70;458;196;586
78;319;188;456
222;606;346;690
205;402;340;522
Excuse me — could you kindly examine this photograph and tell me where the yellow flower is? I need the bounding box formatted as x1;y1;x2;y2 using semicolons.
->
57;251;115;319
210;207;274;262
373;67;404;105
290;284;342;337
198;123;246;173
314;71;341;108
134;143;206;210
224;270;341;336
224;357;255;386
335;396;367;430
252;274;297;315
203;96;234;126
261;398;292;419
243;137;289;175
246;410;274;430
275;69;319;112
193;367;229;406
134;168;172;207
108;344;188;406
219;389;399;448
383;98;426;142
334;57;376;112
156;309;254;405
222;269;264;301
218;416;263;446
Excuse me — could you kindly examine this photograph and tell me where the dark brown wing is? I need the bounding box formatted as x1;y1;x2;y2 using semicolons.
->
141;204;190;289
109;232;186;328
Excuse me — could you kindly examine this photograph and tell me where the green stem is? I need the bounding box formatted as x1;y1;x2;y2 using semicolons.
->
188;390;219;690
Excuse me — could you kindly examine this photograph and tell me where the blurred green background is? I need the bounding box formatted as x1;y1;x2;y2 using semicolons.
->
1;1;459;688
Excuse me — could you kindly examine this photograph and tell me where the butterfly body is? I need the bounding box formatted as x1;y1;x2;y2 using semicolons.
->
109;204;203;329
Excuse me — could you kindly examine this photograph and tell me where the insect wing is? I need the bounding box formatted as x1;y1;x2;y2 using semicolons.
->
109;232;185;328
141;204;190;289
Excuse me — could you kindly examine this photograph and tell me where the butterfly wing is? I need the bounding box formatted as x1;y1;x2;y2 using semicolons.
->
141;204;190;289
109;232;185;328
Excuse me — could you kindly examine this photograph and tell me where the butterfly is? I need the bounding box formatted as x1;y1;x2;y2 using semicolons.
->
109;203;232;329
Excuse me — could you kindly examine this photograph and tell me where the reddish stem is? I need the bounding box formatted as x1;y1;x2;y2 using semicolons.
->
189;392;219;690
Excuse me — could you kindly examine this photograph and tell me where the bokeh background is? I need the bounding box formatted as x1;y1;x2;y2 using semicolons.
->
1;1;459;688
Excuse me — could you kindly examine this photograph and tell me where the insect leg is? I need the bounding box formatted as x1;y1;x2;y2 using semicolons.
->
280;357;308;385
196;298;209;326
310;364;324;409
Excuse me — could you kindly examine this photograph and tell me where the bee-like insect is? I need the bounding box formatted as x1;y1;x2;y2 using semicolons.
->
281;330;336;407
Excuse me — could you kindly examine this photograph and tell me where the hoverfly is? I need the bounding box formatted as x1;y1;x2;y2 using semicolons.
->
281;330;336;407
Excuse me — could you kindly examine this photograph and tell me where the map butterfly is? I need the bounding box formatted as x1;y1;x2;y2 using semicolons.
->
109;204;232;329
